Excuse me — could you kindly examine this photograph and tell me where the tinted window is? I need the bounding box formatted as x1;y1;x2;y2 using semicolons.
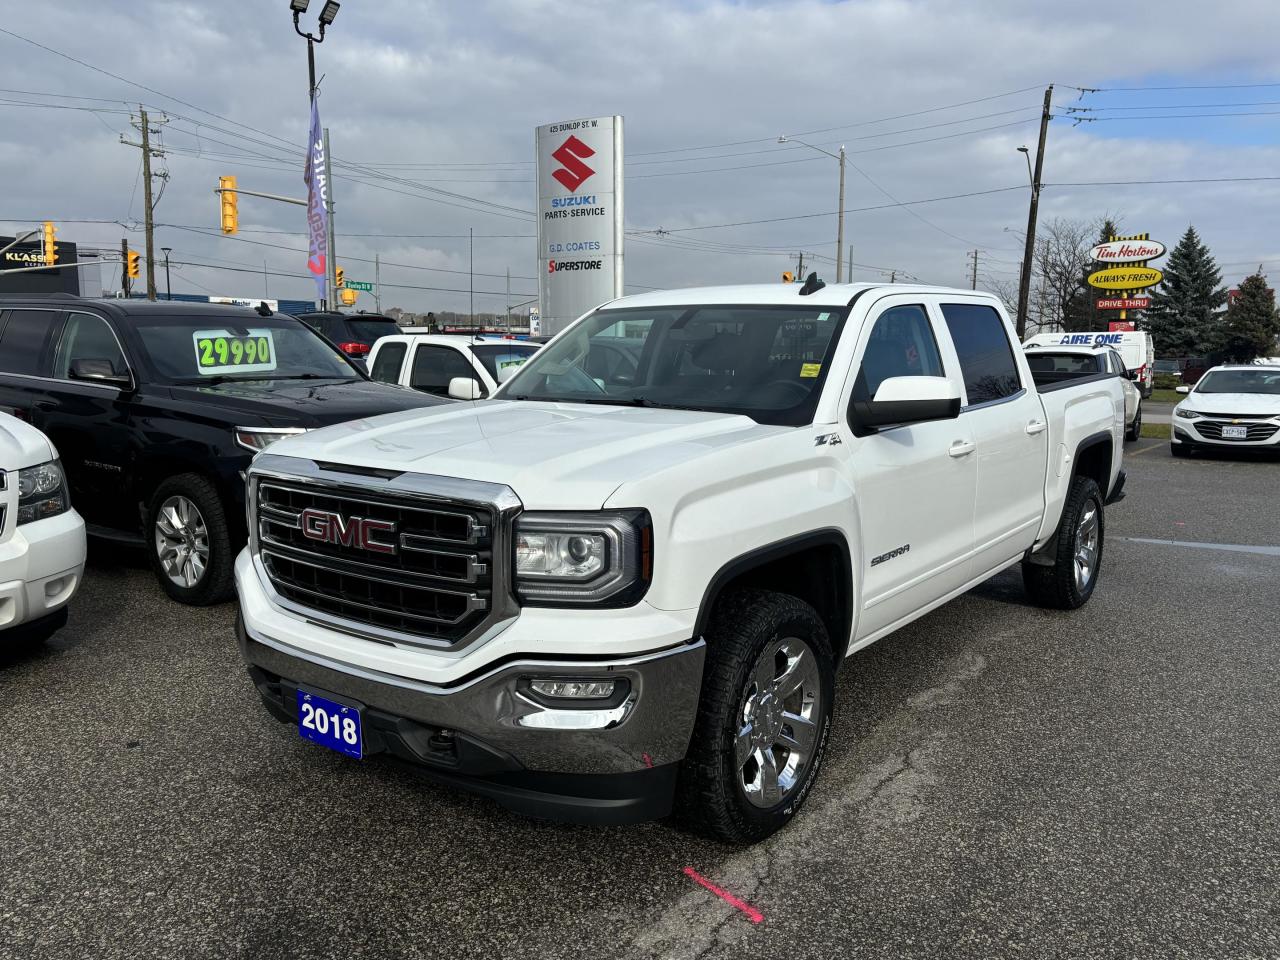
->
852;304;944;401
346;318;400;344
411;345;478;396
0;309;59;376
369;341;406;383
1195;369;1280;395
1025;352;1099;375
52;313;128;379
941;303;1021;404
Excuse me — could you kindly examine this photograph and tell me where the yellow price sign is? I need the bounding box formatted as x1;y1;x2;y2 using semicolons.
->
192;329;277;375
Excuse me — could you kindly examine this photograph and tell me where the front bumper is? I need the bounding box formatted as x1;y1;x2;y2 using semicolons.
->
1173;418;1280;448
0;508;86;635
239;614;706;824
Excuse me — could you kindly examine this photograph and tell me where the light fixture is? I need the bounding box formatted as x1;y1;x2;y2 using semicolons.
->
319;1;340;25
289;0;309;12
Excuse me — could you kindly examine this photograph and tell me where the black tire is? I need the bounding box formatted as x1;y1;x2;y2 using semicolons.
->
1171;442;1193;458
1125;402;1142;442
145;473;235;605
675;589;834;844
1022;475;1105;610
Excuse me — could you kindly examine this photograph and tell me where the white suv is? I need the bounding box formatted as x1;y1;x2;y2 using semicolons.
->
1;412;86;647
367;334;540;400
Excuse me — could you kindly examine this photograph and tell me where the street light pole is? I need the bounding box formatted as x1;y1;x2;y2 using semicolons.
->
161;247;172;300
778;136;847;282
1015;85;1054;339
292;1;340;100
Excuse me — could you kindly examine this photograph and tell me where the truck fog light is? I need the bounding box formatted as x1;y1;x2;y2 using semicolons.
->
528;678;616;700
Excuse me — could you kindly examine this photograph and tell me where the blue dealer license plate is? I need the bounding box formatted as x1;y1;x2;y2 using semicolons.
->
297;689;363;759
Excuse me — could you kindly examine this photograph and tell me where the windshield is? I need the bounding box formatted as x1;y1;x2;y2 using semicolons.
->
499;304;848;426
131;314;361;383
471;343;539;381
1195;369;1280;395
1026;352;1099;375
346;318;401;343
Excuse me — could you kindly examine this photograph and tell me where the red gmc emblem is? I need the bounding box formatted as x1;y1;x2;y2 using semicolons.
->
300;508;397;555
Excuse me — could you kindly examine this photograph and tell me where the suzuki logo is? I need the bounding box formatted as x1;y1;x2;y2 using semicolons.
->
551;135;596;192
300;508;397;555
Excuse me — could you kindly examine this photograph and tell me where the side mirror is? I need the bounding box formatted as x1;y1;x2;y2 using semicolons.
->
70;358;131;389
447;377;483;401
1175;385;1191;394
851;376;961;432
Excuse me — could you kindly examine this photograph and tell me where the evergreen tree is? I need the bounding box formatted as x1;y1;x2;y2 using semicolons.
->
1144;226;1226;356
1219;273;1280;362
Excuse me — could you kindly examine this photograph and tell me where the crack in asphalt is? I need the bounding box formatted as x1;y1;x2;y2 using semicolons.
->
620;651;988;959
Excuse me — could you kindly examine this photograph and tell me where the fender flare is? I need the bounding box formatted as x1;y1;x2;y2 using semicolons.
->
694;528;856;661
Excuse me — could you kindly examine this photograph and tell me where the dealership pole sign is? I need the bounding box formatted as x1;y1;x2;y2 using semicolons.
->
536;116;624;335
1087;232;1165;319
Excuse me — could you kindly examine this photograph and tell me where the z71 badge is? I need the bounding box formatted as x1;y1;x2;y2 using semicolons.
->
870;544;910;566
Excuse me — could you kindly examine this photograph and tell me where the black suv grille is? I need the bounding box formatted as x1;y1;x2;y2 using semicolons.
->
255;480;493;643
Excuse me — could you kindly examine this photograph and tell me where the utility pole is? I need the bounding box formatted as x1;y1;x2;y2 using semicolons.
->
889;269;896;283
505;267;511;333
835;146;846;282
121;107;167;301
469;227;475;331
1016;84;1054;339
374;253;381;313
323;127;337;311
848;245;854;283
796;251;806;280
968;249;980;290
120;237;130;297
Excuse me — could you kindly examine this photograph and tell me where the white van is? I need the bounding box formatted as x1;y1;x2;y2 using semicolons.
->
1024;330;1155;397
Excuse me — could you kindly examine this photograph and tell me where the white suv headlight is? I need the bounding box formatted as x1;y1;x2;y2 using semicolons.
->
514;510;652;607
17;459;70;525
1174;405;1199;420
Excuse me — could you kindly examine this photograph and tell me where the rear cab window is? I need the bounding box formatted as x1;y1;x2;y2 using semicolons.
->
370;341;407;383
939;303;1022;405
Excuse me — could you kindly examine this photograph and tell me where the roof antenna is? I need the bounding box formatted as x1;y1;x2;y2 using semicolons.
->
255;301;273;316
798;272;825;296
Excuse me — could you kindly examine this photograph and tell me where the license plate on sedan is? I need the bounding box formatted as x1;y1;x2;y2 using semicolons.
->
1222;425;1248;439
297;689;363;759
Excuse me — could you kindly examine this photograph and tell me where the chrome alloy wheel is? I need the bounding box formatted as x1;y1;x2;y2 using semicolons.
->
1073;501;1100;593
155;495;210;589
736;636;823;809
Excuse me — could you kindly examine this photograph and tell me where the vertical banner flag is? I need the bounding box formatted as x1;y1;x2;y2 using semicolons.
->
536;116;623;336
304;97;328;302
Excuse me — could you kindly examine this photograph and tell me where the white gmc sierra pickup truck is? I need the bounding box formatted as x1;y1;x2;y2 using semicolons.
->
236;281;1125;842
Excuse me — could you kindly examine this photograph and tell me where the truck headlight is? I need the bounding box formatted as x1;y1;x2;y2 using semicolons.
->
1174;405;1199;420
235;427;310;453
514;510;652;606
17;459;70;525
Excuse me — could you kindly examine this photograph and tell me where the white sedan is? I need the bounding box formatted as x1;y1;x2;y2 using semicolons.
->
1171;365;1280;456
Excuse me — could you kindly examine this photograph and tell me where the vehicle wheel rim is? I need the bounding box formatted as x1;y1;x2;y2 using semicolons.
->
155;495;210;589
1073;501;1099;592
735;635;823;809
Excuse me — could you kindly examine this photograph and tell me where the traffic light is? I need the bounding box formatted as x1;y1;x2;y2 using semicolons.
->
339;287;358;306
42;221;57;265
219;176;238;234
127;250;141;279
782;271;795;283
335;266;345;288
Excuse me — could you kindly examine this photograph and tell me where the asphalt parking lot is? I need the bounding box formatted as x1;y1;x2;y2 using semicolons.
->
3;439;1279;960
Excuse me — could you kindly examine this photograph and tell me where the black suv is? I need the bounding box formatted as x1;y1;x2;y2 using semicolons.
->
0;297;446;605
293;311;401;365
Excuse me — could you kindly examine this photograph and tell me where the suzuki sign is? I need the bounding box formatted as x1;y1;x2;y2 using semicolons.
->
536;116;623;335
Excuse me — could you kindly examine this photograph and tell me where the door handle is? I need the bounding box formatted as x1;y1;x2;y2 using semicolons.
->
1026;419;1047;436
948;440;976;458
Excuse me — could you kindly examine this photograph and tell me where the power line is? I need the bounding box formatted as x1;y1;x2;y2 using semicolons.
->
170;258;536;299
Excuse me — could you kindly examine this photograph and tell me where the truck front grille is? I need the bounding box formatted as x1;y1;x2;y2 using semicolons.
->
253;476;509;647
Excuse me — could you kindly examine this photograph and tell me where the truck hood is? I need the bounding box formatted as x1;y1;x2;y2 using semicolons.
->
0;412;55;470
265;400;785;509
164;378;446;428
1181;392;1280;416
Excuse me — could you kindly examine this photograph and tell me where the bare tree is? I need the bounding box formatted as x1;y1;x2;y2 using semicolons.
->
1033;217;1096;332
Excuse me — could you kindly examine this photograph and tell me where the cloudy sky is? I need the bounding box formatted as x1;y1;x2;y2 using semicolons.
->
3;0;1279;315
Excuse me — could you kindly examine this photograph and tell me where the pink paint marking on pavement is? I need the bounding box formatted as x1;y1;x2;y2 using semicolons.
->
642;752;654;768
682;867;764;924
